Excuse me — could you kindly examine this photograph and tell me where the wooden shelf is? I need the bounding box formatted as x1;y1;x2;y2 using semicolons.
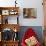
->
0;40;19;46
0;7;19;24
0;7;19;46
0;24;20;32
0;7;19;15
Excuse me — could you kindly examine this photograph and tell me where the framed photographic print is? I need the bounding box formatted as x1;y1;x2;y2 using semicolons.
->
23;8;37;18
2;10;9;15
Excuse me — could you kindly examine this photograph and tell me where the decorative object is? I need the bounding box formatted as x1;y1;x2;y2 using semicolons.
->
1;28;13;41
9;10;18;15
13;28;18;41
5;18;8;24
2;16;8;24
13;32;18;41
25;36;38;46
1;27;19;41
14;28;17;32
23;8;37;18
2;10;9;15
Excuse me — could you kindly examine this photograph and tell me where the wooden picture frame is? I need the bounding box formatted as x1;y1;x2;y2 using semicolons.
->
23;8;37;18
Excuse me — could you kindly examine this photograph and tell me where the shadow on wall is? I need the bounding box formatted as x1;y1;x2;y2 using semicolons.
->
18;26;43;44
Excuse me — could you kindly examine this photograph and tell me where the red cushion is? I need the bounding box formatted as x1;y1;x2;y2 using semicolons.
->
21;28;41;46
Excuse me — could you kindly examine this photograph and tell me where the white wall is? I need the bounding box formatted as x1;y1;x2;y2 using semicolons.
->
19;0;44;26
0;0;44;26
0;0;15;7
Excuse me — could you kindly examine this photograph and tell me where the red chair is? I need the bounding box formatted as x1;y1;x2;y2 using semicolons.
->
21;28;41;46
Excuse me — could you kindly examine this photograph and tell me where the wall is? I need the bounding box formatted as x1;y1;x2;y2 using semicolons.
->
0;0;44;26
0;0;15;7
19;0;44;26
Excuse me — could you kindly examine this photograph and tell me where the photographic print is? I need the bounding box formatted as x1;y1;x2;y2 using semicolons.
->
23;8;37;18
